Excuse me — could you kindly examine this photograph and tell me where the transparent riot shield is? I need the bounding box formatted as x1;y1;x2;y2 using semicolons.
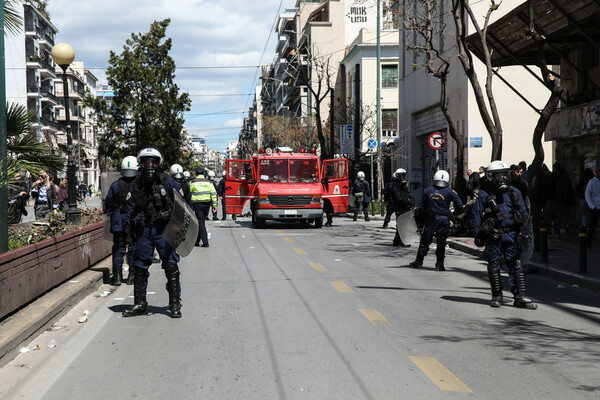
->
396;209;420;246
162;191;199;257
103;214;113;242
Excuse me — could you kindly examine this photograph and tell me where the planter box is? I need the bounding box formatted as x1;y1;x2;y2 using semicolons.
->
0;222;111;320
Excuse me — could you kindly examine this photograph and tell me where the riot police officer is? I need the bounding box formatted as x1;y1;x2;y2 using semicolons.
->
409;170;462;271
471;161;537;309
190;167;218;247
123;147;185;318
353;171;371;221
384;169;415;246
170;163;190;203
105;156;138;286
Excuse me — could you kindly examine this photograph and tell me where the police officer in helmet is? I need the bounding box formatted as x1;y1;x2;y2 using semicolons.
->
383;168;413;228
471;161;537;309
170;163;190;204
105;156;138;286
123;147;185;318
207;170;219;220
409;170;462;271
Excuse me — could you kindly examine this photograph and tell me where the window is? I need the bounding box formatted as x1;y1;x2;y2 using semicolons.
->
382;64;398;88
382;109;398;133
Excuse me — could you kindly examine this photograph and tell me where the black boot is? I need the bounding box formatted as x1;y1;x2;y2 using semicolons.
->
122;267;148;317
409;255;424;269
111;266;123;286
165;265;182;318
487;261;503;308
435;258;445;271
382;222;388;229
126;268;134;285
513;260;537;310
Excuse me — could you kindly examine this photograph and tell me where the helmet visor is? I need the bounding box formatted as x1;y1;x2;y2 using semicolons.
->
141;157;160;169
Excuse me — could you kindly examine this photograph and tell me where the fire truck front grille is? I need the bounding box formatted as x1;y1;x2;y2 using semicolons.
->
268;195;312;206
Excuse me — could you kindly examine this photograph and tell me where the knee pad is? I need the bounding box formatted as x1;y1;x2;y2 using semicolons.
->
487;261;501;273
164;264;179;277
133;266;150;278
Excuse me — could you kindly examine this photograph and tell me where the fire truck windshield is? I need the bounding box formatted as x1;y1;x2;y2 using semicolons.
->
258;158;319;183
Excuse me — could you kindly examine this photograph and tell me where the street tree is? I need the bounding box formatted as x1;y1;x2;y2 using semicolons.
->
309;53;335;159
84;19;191;170
402;0;466;185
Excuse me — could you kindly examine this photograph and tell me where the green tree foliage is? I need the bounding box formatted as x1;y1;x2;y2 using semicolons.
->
86;19;191;170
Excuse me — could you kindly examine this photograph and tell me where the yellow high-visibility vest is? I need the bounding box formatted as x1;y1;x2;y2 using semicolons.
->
190;175;217;206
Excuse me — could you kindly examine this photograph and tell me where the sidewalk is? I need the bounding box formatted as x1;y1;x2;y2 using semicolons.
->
447;231;600;292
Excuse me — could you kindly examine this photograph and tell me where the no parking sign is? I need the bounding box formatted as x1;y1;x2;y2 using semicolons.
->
428;132;446;150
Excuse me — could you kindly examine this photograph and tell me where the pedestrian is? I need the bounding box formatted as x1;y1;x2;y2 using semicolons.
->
352;171;370;221
409;170;462;271
207;170;219;220
190;167;218;247
216;171;228;220
467;168;480;201
8;172;29;224
471;160;536;309
105;156;138;286
576;168;594;228
585;168;600;251
79;181;88;200
31;170;58;219
57;178;69;210
123;147;184;318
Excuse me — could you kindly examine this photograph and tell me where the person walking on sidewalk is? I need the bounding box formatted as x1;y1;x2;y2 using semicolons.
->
409;170;462;271
585;168;600;251
352;171;371;221
472;160;536;309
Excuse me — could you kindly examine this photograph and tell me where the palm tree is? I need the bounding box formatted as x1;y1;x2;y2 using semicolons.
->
5;103;64;187
3;0;23;36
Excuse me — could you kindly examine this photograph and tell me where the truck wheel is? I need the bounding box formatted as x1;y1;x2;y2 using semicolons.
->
314;217;323;228
256;216;266;228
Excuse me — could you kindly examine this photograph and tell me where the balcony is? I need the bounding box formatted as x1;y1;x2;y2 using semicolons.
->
39;57;56;78
38;31;55;49
26;55;42;69
24;23;39;39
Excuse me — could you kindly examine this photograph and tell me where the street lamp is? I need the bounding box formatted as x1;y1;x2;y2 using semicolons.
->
51;43;80;224
285;29;311;149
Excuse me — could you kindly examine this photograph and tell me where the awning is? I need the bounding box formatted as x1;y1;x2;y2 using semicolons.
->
466;0;600;67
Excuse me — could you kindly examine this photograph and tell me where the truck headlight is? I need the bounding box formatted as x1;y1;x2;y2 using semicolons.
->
258;195;270;204
311;196;322;204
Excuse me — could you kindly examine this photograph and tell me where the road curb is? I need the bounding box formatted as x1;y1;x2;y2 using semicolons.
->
0;258;109;367
447;239;600;293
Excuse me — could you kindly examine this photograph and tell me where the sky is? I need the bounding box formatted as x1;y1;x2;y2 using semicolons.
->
47;0;298;153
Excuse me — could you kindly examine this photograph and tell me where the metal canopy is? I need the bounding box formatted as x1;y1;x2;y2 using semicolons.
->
466;0;600;67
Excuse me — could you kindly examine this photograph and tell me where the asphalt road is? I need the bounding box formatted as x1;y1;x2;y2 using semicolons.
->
1;216;599;399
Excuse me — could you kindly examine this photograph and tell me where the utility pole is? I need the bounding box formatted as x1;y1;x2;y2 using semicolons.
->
376;0;383;215
0;7;8;252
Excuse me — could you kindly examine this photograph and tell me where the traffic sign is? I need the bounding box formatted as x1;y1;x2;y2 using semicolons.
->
367;139;377;149
428;132;446;150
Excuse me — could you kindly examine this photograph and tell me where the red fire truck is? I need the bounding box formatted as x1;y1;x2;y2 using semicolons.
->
224;147;349;228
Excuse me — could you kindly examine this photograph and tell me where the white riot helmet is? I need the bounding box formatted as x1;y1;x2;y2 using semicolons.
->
394;168;407;183
183;171;190;180
357;171;365;180
433;170;450;188
170;164;183;179
121;156;139;178
487;160;510;191
222;171;227;177
138;147;162;183
207;170;216;181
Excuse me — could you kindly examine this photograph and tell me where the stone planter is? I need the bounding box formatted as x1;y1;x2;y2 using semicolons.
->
0;222;111;320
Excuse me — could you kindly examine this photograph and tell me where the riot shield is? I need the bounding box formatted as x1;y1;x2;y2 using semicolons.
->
519;198;534;263
103;214;113;242
162;191;199;257
396;209;420;246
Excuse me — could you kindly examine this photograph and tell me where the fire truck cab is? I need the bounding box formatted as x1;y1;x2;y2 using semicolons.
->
224;147;349;228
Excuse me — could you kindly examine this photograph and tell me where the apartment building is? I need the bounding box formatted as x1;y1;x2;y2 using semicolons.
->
260;0;395;154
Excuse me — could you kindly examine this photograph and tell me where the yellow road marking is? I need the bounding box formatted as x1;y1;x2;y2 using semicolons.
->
329;281;353;293
276;230;285;234
409;356;472;392
294;248;307;255
310;262;328;271
358;309;391;326
284;237;294;243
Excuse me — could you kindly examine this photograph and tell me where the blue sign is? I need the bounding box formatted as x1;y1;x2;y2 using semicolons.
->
368;139;377;149
470;137;483;148
346;124;353;132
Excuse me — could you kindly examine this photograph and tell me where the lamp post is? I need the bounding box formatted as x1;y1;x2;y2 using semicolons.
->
285;29;311;149
51;43;80;224
1;8;8;252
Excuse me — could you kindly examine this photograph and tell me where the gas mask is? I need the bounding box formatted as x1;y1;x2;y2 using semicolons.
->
141;157;160;184
490;170;509;193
